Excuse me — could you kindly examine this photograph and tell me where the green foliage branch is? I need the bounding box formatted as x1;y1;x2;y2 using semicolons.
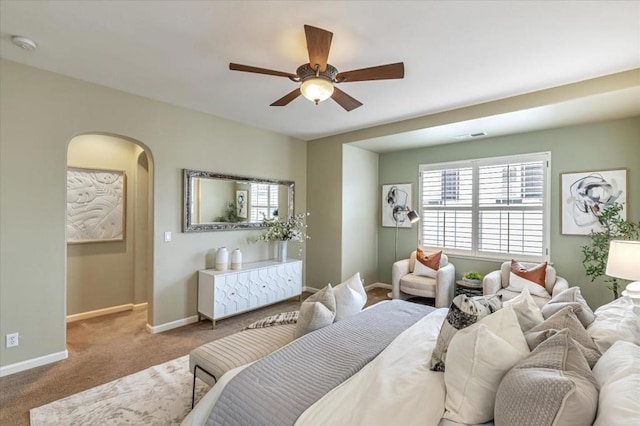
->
581;203;639;299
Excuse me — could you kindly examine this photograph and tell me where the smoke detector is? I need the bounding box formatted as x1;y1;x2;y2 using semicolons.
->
11;36;38;51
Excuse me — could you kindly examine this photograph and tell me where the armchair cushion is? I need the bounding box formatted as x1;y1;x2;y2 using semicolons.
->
507;260;550;298
414;249;442;278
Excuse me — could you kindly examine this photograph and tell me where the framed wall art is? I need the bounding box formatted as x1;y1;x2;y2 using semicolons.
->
560;168;627;235
382;183;413;228
236;190;248;219
67;167;126;243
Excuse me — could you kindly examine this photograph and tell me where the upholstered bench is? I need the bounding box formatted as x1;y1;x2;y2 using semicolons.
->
189;323;296;406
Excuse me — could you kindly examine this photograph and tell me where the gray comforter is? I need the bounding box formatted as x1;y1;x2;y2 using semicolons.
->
206;300;434;426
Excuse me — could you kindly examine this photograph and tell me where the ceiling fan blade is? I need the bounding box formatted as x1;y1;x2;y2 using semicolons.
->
229;63;298;79
336;62;405;82
331;87;362;111
270;88;302;106
304;25;333;72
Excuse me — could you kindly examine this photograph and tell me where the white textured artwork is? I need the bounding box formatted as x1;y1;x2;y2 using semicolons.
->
67;168;126;243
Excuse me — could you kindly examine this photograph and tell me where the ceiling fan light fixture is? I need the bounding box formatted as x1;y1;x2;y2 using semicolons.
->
300;77;334;105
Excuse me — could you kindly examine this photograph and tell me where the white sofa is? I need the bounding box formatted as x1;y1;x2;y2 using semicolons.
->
391;251;456;308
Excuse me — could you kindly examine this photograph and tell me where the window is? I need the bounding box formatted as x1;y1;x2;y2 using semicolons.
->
419;152;550;261
250;183;279;222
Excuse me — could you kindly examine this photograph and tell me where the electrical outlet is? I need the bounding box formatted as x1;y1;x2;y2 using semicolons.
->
6;332;19;348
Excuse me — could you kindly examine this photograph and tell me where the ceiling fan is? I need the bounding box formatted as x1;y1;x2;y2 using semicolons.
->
229;25;405;111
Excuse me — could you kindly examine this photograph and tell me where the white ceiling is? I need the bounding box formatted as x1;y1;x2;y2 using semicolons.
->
1;1;639;149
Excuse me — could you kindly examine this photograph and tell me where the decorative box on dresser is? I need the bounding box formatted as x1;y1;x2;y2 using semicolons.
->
198;259;302;327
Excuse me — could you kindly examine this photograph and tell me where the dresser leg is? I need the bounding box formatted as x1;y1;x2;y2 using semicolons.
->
211;319;216;329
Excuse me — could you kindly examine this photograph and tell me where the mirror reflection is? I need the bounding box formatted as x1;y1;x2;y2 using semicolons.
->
183;169;294;232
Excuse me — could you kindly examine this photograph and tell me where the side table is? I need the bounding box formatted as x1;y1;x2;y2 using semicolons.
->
455;280;483;297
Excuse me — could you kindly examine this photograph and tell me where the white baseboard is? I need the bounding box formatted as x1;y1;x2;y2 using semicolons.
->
146;315;199;334
0;349;68;377
365;282;391;291
302;286;319;293
66;302;148;323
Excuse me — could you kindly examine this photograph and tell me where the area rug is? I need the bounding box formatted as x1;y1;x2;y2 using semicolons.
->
30;355;209;425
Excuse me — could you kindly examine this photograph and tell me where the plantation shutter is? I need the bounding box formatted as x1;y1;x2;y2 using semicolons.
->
419;152;549;261
250;184;279;221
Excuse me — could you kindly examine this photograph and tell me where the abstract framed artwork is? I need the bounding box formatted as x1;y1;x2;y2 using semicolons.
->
382;183;413;228
560;168;627;235
236;190;248;219
67;167;126;243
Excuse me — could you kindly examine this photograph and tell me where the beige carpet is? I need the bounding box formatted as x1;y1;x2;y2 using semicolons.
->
30;355;208;425
0;287;392;425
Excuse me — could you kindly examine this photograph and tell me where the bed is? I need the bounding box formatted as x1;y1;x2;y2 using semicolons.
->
183;292;640;426
181;300;449;426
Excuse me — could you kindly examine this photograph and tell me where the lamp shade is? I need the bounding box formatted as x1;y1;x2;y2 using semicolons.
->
407;210;420;223
606;240;640;281
300;77;334;104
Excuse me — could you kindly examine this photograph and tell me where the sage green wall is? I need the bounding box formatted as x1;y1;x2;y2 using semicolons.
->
379;117;640;309
67;134;143;315
0;59;306;369
306;139;343;289
342;145;379;286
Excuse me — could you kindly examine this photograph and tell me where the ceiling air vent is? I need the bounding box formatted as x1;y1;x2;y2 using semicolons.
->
455;132;488;140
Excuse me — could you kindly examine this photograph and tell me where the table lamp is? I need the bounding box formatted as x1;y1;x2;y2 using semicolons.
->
605;240;640;305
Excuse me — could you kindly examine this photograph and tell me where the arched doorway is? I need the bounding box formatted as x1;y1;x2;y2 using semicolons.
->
65;133;154;332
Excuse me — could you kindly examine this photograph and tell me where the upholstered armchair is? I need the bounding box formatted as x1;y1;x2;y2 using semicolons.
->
482;261;569;308
391;251;456;308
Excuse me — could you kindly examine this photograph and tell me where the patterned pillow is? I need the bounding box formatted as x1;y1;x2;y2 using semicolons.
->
495;330;598;426
295;285;336;338
525;305;601;368
243;311;299;330
414;248;442;278
507;260;550;298
541;286;596;328
429;293;502;372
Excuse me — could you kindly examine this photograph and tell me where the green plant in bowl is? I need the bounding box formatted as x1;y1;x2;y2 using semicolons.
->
462;271;483;286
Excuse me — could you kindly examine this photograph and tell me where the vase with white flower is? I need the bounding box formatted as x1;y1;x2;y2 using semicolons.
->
257;212;310;262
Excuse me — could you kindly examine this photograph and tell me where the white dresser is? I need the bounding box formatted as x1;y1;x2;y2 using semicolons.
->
198;259;302;327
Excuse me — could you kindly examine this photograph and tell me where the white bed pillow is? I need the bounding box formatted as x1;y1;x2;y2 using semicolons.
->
332;272;367;321
592;341;640;426
444;306;529;424
295;284;336;338
541;286;596;328
588;296;640;353
504;287;544;332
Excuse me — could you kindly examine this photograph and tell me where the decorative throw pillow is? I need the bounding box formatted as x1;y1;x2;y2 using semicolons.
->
504;287;544;332
295;285;336;338
495;330;598;426
429;293;502;372
541;286;596;328
525;306;601;368
592;341;640;426
332;272;367;321
507;260;550;298
414;248;442;278
588;297;640;353
243;311;299;330
443;306;529;424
